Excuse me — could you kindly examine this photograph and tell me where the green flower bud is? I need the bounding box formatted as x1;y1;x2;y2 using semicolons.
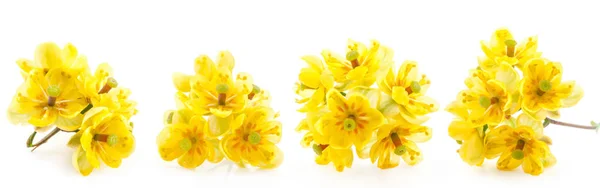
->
346;50;359;61
410;81;421;93
539;80;552;92
479;96;491;108
511;149;524;160
179;138;192;151
107;77;118;88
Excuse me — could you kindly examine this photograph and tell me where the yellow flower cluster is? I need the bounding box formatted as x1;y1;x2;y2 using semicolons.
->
7;42;138;176
157;51;283;169
447;28;584;175
295;39;438;171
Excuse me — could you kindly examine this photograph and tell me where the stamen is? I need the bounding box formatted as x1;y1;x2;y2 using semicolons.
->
505;39;517;57
312;144;328;155
346;50;360;68
511;139;526;160
93;134;119;146
99;77;118;94
47;85;60;106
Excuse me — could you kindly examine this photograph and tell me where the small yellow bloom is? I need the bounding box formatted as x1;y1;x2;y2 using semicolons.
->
370;118;431;169
186;52;253;137
95;87;138;121
314;145;353;172
484;114;555;176
458;69;513;125
520;58;583;120
220;106;283;169
323;39;393;89
83;63;118;104
157;108;223;169
319;89;384;149
447;101;486;166
295;55;334;112
377;60;438;123
479;28;541;72
16;42;90;79
10;68;87;131
74;107;135;176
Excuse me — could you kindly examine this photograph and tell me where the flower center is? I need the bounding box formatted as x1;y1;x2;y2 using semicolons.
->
47;85;60;106
406;81;421;94
312;144;328;155
93;134;119;147
99;77;118;94
346;50;360;68
247;132;261;145
216;83;229;105
538;80;552;94
511;139;526;160
479;96;491;108
505;39;517;57
343;118;357;131
179;137;195;151
390;133;406;156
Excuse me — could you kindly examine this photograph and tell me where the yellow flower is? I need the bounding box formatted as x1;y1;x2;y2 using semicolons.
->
157;108;223;169
220;106;283;169
73;107;135;176
458;68;516;125
296;106;329;148
295;55;334;112
319;89;384;149
314;145;353;172
10;68;87;131
447;101;486;166
16;42;90;79
83;63;118;104
478;28;541;72
369;118;431;169
94;87;137;122
323;39;393;89
377;60;438;123
520;58;583;120
187;52;253;136
484;114;556;176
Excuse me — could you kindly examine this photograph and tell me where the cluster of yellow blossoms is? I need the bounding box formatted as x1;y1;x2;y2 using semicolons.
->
7;42;138;176
447;28;585;175
157;51;283;169
295;39;438;171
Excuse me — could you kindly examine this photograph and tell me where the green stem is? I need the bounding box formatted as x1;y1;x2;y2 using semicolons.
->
29;128;61;152
545;118;595;130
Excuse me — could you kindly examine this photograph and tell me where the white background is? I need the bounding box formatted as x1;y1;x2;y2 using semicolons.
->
1;0;599;187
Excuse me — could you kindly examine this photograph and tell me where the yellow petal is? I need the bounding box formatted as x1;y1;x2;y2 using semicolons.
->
28;109;58;127
207;115;233;137
347;66;368;80
326;89;348;114
72;146;94;176
35;42;64;69
522;155;544;176
235;72;254;94
495;62;520;93
209;108;232;118
55;115;83;132
178;150;206;169
172;73;191;92
391;86;409;105
62;43;78;66
562;84;583;108
299;67;321;89
194;55;217;78
216;51;235;72
401;140;423;165
459;132;485;166
301;55;324;71
496;150;523;171
156;125;187;161
517;113;544;138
